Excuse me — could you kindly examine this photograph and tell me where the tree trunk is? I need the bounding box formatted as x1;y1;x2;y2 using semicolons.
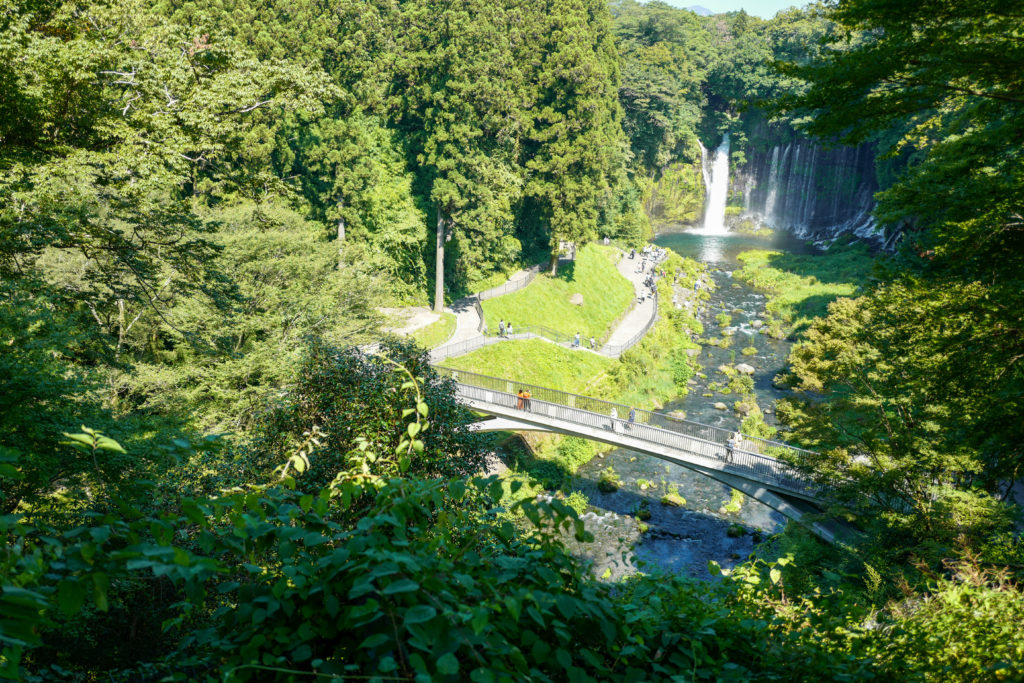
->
117;298;126;356
337;198;345;270
433;207;446;312
549;247;559;276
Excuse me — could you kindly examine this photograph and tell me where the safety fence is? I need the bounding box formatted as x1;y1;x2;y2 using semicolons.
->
435;366;820;498
600;290;659;358
476;263;543;302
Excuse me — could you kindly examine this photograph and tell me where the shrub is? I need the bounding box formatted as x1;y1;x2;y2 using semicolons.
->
598;466;621;493
728;375;755;395
661;485;686;507
564;490;589;516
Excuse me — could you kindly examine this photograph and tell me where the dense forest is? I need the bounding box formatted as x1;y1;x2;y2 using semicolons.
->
2;0;1023;680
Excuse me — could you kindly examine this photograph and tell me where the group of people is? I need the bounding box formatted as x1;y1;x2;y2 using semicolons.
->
572;332;596;350
608;406;637;433
633;246;667;303
497;320;514;337
515;388;532;410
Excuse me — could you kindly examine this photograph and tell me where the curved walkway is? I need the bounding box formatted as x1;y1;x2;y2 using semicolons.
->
601;252;659;353
430;250;665;363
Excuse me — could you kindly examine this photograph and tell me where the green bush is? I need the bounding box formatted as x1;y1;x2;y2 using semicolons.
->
556;437;598;473
564;490;589;516
598;466;621;493
728;375;755;395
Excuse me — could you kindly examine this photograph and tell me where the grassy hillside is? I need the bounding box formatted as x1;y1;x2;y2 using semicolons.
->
409;311;456;349
480;244;633;340
441;338;615;395
734;241;877;338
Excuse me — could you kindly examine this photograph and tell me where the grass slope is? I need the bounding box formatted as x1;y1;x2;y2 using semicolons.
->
734;241;877;337
442;338;615;395
481;244;633;340
409;311;456;349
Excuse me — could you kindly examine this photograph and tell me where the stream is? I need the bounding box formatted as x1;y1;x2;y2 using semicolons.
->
565;227;816;580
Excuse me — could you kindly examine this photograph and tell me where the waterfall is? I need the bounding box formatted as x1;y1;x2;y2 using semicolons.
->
737;136;880;243
763;146;780;221
694;134;730;235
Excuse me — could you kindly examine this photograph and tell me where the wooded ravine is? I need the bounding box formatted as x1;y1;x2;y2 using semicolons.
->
1;0;1022;680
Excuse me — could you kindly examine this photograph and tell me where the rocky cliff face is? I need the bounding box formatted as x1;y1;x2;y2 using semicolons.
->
733;139;886;244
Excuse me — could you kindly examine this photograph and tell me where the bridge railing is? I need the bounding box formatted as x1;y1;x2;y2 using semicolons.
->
435;366;819;495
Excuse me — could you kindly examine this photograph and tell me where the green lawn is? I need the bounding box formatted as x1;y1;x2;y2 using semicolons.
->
441;338;615;395
409;311;456;349
480;244;633;340
734;242;877;337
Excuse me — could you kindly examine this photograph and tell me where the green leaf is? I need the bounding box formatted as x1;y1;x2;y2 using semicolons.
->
360;633;390;650
436;652;459;675
92;573;109;612
95;436;126;453
470;608;489;635
382;579;419;595
404;605;436;625
57;580;86;615
770;568;782;585
417;402;429;417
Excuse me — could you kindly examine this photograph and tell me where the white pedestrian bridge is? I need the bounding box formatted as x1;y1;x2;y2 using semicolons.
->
435;367;842;543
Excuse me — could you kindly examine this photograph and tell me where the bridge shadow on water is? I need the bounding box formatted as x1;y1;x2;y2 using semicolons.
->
498;437;775;579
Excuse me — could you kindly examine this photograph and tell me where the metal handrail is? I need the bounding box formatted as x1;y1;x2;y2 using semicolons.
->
435;366;820;496
486;323;575;345
476;264;543;302
601;290;659;357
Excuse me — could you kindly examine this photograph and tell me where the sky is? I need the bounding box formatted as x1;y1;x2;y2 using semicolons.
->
660;0;810;19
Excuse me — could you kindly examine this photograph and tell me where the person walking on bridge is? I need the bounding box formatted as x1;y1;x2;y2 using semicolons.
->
516;389;525;410
523;389;532;411
627;407;636;430
726;432;739;462
610;407;618;433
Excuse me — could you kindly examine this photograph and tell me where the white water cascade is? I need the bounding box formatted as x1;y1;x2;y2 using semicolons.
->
694;134;730;235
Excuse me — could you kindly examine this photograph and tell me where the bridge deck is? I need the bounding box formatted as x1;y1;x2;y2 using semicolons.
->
438;366;822;503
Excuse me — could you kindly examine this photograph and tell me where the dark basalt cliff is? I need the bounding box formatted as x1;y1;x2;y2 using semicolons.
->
733;138;887;244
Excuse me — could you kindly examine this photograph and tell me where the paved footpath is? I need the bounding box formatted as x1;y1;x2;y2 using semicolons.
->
431;250;665;361
446;266;537;345
601;252;659;352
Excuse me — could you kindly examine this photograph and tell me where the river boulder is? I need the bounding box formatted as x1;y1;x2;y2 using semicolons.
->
713;402;728;411
735;363;755;375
